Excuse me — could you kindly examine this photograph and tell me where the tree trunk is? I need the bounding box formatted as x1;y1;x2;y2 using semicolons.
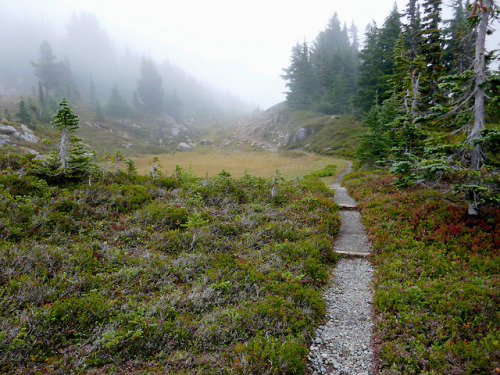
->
467;0;491;215
469;0;490;170
59;128;69;170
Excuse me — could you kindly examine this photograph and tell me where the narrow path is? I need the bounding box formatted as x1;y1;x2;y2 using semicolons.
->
307;161;375;375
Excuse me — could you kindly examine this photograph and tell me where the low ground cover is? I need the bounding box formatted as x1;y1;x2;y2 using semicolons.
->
345;172;499;374
0;151;341;374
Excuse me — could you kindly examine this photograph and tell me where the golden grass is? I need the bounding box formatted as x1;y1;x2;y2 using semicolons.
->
132;147;348;180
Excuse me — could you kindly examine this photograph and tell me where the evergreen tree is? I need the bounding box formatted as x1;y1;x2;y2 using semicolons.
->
403;0;422;61
57;58;79;101
30;40;59;97
354;7;400;113
28;98;38;127
165;91;183;120
443;0;476;73
16;97;31;124
281;42;319;110
106;85;132;117
49;97;92;176
353;23;383;112
309;14;358;114
136;58;165;116
348;21;360;52
378;5;403;91
4;109;12;122
419;0;445;107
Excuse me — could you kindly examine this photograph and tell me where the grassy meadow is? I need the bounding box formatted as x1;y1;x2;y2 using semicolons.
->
132;147;348;181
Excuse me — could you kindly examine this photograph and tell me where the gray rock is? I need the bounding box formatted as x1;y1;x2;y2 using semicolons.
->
177;142;192;152
293;127;308;142
199;139;214;145
283;133;292;145
0;124;16;134
0;134;11;144
19;131;39;143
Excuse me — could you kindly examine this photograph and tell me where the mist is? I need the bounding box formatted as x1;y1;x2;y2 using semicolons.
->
0;3;256;120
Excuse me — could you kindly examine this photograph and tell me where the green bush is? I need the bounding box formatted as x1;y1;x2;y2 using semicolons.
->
309;164;337;177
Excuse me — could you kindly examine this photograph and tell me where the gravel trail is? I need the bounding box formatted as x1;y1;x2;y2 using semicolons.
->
306;161;376;375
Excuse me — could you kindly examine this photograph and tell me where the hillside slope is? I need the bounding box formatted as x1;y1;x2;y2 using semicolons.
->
243;104;362;158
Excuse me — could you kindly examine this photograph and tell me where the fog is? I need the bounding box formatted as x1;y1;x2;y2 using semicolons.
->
1;0;498;113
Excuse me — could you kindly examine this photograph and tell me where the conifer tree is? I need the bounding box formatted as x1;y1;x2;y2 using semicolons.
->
106;85;132;117
443;0;476;74
30;40;59;97
51;97;81;170
281;42;319;110
403;0;422;61
165;91;183;120
136;58;165;116
4;109;12;122
37;97;93;180
354;7;401;112
16;97;31;125
353;23;383;112
419;0;445;107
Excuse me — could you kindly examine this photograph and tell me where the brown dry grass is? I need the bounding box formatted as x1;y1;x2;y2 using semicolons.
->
132;146;348;180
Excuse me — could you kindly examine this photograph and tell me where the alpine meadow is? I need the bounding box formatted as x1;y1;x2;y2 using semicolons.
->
0;0;498;374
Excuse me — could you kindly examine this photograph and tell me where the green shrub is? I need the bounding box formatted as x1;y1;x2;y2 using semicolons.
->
137;203;189;229
0;174;49;198
309;164;337;177
235;334;308;374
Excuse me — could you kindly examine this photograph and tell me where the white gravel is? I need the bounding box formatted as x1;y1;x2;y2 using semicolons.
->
306;161;375;375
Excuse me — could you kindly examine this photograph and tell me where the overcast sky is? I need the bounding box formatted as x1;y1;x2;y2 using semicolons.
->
4;0;500;109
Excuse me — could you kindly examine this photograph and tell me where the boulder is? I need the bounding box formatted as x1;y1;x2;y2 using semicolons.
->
0;124;16;134
293;128;308;143
177;142;193;152
19;131;39;143
199;139;214;145
283;133;292;146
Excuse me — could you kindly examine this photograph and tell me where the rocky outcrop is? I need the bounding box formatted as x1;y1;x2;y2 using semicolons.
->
172;125;188;137
0;121;39;145
293;127;308;143
177;142;197;152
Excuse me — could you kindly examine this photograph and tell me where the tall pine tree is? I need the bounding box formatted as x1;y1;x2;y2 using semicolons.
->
354;6;401;113
281;42;319;110
136;58;165;116
419;0;445;108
